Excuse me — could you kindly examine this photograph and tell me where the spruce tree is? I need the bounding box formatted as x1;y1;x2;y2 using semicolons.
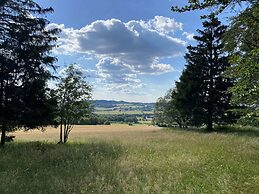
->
171;0;258;126
175;15;233;131
0;0;59;146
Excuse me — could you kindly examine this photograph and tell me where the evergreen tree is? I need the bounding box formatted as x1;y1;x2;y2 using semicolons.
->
0;0;59;146
175;15;233;131
171;0;258;126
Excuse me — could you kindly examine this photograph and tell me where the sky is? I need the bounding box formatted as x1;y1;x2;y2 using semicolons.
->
35;0;215;102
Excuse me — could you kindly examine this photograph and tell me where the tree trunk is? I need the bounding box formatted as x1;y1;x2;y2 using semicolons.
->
64;127;67;143
58;117;63;144
177;121;182;128
207;111;213;131
63;121;67;143
0;61;4;147
64;124;70;143
1;124;7;147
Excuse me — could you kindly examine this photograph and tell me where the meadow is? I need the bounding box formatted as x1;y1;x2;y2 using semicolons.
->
0;124;258;194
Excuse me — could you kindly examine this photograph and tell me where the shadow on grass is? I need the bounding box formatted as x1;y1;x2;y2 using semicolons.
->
0;141;125;194
167;125;259;138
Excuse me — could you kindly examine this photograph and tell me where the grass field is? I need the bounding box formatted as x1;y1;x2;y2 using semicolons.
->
0;124;259;193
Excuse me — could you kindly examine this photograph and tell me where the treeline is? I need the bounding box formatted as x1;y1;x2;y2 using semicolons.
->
79;114;139;125
155;1;258;130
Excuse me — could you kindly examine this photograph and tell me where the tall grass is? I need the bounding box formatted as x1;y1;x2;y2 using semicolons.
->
0;126;258;193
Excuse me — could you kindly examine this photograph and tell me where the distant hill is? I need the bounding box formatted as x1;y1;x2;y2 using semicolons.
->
92;100;155;115
93;100;155;108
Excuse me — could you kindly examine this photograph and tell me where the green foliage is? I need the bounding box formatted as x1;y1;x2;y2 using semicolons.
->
153;97;168;127
104;120;111;125
79;114;108;125
55;64;92;143
0;0;59;145
124;116;138;123
174;15;234;130
171;0;258;127
154;89;186;127
224;3;259;126
77;114;139;125
171;0;255;13
103;114;139;124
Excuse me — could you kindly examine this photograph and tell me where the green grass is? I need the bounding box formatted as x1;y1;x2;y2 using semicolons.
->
0;126;259;193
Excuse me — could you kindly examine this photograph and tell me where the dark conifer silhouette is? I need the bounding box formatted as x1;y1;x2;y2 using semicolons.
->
0;0;59;146
174;15;233;131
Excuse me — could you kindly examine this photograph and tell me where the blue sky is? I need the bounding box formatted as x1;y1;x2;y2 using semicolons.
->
36;0;212;102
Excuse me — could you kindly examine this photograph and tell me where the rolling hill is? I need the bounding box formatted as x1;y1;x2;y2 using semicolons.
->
92;100;155;115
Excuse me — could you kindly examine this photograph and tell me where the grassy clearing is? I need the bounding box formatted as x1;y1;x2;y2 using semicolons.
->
0;125;259;193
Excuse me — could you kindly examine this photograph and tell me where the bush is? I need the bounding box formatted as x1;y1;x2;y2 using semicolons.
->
104;121;111;125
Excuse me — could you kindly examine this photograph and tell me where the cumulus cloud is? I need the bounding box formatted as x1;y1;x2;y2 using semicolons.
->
147;16;183;34
48;16;186;91
183;32;195;41
59;64;100;79
96;58;143;91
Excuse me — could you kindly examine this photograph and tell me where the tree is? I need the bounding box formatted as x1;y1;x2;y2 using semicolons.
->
0;0;9;7
171;0;258;126
174;15;233;131
0;0;59;146
171;0;256;13
154;89;186;128
154;96;169;127
55;64;92;143
124;116;138;124
224;4;259;126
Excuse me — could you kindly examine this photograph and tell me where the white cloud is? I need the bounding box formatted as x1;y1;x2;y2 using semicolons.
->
147;16;183;34
58;64;100;79
150;63;174;75
183;32;195;41
48;16;186;92
96;58;143;91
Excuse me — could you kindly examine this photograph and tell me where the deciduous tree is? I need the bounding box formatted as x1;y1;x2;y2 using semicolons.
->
154;89;187;128
55;64;92;143
224;4;259;126
171;0;255;13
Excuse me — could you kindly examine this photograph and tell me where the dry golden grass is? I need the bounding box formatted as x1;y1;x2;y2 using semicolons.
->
12;124;160;142
1;125;259;193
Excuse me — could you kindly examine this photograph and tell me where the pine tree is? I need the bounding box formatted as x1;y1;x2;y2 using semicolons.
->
175;15;233;131
0;0;59;146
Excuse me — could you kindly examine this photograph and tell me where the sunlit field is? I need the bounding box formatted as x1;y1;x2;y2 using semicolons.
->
12;124;159;142
1;125;258;193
